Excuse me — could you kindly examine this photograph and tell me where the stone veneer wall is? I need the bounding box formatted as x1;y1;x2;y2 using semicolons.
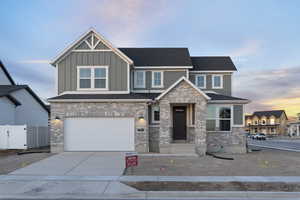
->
159;81;208;156
50;102;148;153
206;127;246;153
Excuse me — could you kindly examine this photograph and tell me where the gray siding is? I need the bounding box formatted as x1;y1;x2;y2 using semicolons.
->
0;67;12;85
11;89;49;127
189;72;232;95
133;70;186;90
58;52;128;94
0;97;15;125
233;105;244;125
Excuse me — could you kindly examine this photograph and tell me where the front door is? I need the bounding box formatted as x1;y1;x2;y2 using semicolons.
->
173;106;187;140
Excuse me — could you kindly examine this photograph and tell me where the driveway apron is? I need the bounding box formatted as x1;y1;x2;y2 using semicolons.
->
10;152;126;176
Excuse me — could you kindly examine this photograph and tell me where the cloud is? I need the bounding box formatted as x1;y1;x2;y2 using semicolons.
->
230;40;261;61
234;65;300;117
18;59;51;64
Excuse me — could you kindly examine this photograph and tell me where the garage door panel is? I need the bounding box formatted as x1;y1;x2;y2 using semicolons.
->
64;118;134;151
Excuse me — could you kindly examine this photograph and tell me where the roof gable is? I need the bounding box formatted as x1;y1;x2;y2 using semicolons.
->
156;76;210;100
252;110;287;119
51;28;133;65
0;61;15;85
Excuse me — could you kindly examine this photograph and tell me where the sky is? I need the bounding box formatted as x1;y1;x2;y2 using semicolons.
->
0;0;300;118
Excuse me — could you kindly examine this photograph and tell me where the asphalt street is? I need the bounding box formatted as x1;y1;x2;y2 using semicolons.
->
248;138;300;152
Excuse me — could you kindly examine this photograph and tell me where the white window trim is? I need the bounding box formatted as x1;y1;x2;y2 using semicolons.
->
207;104;232;132
151;105;160;123
134;71;145;88
77;66;108;90
212;74;223;89
152;71;164;88
195;74;206;89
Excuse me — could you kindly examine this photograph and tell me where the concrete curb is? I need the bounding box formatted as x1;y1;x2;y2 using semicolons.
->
1;191;300;200
1;175;300;183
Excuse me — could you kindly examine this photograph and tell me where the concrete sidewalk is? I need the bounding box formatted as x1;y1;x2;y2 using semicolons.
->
0;175;300;199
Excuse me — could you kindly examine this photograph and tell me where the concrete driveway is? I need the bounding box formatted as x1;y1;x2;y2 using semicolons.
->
10;152;126;176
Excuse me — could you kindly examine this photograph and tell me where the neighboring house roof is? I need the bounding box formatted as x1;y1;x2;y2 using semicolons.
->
119;48;193;67
206;93;248;102
50;28;133;65
190;56;237;71
0;60;16;85
48;93;159;101
0;85;49;113
251;110;287;119
156;76;211;100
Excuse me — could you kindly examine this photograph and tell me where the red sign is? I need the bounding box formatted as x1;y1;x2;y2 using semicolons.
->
125;153;138;168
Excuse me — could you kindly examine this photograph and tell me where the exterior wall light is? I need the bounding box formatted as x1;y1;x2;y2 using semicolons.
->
55;116;61;120
138;116;145;121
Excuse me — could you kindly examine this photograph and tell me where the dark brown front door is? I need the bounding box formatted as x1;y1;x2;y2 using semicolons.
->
173;106;187;140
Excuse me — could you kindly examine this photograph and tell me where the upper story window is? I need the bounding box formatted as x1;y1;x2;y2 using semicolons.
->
77;66;108;90
270;118;275;125
134;71;145;88
152;71;163;88
212;75;223;89
195;75;206;89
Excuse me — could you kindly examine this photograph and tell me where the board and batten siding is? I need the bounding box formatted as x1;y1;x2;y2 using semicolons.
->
189;73;232;96
57;52;128;94
133;70;187;91
233;105;244;126
0;97;16;125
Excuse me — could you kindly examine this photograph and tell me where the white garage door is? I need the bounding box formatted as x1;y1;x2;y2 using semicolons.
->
64;118;135;151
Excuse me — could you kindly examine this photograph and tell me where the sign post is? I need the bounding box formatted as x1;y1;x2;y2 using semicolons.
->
125;152;138;174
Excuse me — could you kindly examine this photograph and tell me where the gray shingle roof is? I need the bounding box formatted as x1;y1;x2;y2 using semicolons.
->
206;93;248;101
119;48;192;66
251;110;287;118
48;93;160;100
190;56;237;71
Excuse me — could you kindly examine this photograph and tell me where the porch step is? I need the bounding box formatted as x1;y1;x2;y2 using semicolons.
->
160;143;195;155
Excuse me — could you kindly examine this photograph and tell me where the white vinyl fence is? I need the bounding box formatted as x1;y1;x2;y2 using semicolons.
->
0;125;49;150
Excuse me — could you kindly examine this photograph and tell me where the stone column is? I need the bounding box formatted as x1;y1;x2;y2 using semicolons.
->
159;100;171;152
194;101;207;156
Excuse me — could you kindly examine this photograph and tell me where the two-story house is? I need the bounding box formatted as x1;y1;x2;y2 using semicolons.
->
245;110;288;135
48;29;250;155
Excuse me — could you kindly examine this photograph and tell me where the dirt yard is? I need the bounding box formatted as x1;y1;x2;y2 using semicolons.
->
125;149;300;176
0;149;54;174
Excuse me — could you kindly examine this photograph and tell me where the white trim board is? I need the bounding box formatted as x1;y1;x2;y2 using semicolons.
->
59;91;129;95
134;66;193;69
51;28;133;65
156;76;211;100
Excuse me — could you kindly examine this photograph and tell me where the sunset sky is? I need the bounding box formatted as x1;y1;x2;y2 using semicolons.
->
0;0;299;117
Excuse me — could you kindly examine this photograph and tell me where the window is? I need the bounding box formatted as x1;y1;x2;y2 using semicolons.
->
195;75;206;89
152;71;163;88
255;120;258;125
270;118;275;125
262;120;266;125
212;75;223;89
134;71;145;88
206;105;231;131
152;105;160;123
78;66;108;89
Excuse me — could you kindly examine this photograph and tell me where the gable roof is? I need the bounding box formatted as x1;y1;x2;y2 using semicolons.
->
251;110;287;119
156;76;210;100
0;60;15;85
50;28;133;65
119;48;193;67
190;56;237;71
0;85;49;113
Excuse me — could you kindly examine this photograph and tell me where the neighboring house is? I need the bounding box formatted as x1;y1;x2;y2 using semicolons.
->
288;113;300;136
48;28;250;155
0;61;49;126
245;110;288;135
